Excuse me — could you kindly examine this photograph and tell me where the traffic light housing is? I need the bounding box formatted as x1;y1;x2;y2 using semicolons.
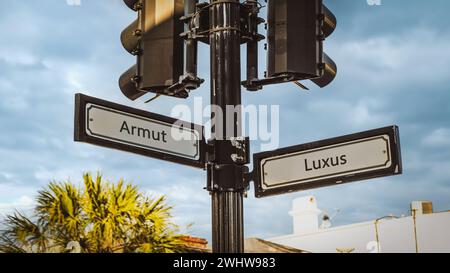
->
120;0;187;100
266;0;337;88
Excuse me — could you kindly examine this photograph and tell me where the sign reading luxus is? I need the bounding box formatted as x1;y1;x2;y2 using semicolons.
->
75;94;206;168
253;126;402;198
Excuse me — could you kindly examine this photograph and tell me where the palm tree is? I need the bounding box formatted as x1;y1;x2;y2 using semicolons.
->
0;173;186;253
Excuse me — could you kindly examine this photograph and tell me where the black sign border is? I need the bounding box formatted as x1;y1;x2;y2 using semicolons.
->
75;93;206;169
253;126;403;198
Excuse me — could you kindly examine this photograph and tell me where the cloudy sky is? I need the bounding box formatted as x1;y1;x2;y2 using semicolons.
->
1;0;450;241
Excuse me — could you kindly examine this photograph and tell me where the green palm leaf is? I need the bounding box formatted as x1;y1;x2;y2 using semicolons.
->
0;173;190;253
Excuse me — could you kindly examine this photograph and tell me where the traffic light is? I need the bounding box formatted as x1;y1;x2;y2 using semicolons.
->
267;0;337;88
119;0;186;100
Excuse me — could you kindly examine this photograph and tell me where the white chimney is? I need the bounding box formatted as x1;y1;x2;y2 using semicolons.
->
411;201;433;215
289;196;322;235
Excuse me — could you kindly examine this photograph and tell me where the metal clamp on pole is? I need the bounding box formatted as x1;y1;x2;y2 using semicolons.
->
243;163;254;184
206;137;250;192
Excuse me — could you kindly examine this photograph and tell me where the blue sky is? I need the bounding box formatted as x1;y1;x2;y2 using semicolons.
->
1;0;450;241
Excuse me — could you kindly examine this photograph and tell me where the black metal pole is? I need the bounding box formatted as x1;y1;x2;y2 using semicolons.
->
209;0;245;253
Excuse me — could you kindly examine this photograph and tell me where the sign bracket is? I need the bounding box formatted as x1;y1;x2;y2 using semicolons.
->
206;137;251;193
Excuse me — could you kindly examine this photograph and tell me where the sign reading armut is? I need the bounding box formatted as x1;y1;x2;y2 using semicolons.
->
75;94;206;168
253;126;402;198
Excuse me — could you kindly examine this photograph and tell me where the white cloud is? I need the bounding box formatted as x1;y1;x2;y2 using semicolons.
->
334;28;450;89
422;128;450;147
0;183;37;200
17;196;34;207
351;100;393;127
0;49;39;67
307;98;393;129
0;192;36;216
0;197;33;210
34;168;82;185
144;183;210;216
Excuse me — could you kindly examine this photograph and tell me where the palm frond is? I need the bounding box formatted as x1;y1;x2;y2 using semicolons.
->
1;211;49;253
0;173;191;253
0;234;27;253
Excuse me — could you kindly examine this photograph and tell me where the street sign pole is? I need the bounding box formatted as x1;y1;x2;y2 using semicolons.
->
209;0;245;253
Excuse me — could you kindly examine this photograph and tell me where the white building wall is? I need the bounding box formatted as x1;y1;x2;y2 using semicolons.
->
416;212;450;253
269;199;450;253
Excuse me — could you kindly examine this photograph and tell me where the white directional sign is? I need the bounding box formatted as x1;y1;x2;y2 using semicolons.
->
253;126;402;198
75;94;206;168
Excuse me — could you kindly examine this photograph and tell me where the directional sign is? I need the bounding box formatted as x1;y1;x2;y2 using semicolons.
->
253;126;402;198
75;94;206;168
